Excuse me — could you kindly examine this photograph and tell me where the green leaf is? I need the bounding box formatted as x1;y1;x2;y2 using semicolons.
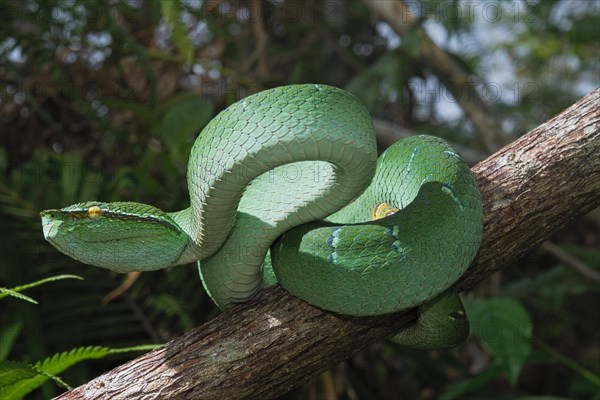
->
345;51;406;112
160;0;194;64
0;317;23;361
0;289;37;304
534;339;600;388
0;275;83;302
100;98;160;125
0;345;158;400
5;275;83;295
157;93;214;156
0;361;38;387
104;10;158;106
464;297;533;386
60;153;83;204
441;362;503;400
0;362;72;399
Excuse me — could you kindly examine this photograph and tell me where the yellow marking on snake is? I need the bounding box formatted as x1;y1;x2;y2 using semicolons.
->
371;203;399;220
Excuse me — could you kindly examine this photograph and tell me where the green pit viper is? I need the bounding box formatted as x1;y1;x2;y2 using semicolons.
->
41;84;483;349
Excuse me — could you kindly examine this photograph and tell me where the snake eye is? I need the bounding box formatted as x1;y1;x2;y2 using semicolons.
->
87;206;103;220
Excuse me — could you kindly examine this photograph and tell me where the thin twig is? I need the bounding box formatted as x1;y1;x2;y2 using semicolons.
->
373;118;488;163
240;0;269;79
542;241;600;282
364;0;510;151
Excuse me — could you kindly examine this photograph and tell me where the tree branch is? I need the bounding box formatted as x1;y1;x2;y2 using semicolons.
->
373;118;488;163
56;89;600;399
364;0;511;151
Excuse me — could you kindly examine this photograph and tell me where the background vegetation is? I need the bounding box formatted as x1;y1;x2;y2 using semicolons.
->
1;0;598;399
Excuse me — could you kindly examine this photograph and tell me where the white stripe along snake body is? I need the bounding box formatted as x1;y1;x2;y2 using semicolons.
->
41;84;483;349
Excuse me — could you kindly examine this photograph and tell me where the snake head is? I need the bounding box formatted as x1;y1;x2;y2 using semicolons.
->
40;201;189;273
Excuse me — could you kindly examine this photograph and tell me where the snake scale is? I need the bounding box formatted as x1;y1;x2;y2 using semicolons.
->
41;84;483;349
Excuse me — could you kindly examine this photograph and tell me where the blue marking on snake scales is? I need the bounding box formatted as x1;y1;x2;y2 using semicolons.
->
326;227;343;247
380;151;387;163
406;145;421;171
444;149;459;158
442;183;464;208
392;240;404;253
384;225;400;237
327;252;340;264
421;174;433;185
326;227;343;264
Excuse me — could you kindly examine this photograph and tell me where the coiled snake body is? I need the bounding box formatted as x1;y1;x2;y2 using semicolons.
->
41;84;483;349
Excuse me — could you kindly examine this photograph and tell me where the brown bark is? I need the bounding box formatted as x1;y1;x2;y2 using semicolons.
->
56;88;600;400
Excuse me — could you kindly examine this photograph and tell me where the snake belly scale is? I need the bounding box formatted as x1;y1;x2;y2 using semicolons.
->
41;84;483;349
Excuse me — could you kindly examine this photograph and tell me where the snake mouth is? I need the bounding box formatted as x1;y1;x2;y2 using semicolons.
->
76;233;164;245
41;216;161;245
41;217;61;239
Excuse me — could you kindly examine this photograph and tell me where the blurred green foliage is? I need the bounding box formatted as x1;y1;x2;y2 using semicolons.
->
1;0;598;398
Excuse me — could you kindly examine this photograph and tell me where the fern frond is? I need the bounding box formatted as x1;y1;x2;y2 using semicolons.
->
0;289;37;304
0;345;158;400
6;275;83;295
0;275;83;303
0;361;38;387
